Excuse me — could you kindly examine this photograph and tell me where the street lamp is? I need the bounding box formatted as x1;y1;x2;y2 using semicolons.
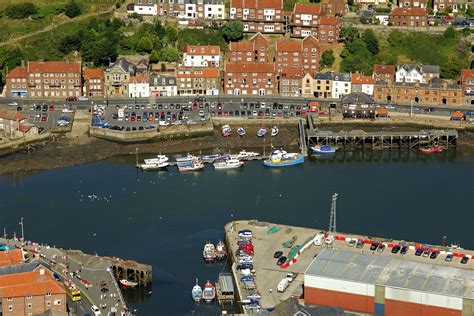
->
19;217;24;244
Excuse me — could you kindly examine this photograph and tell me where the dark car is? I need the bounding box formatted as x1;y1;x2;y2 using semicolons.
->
370;242;378;251
377;244;385;253
53;273;62;281
445;253;453;262
273;251;283;259
277;256;287;266
100;287;109;293
237;263;253;270
461;256;469;264
356;239;364;249
17;106;23;112
66;96;77;102
415;248;423;256
429;252;438;259
400;246;408;254
391;245;401;254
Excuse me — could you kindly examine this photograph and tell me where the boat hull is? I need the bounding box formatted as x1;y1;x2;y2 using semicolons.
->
264;155;304;167
418;147;443;153
120;280;138;288
311;146;336;154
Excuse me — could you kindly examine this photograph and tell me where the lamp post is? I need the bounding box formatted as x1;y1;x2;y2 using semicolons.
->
19;217;24;244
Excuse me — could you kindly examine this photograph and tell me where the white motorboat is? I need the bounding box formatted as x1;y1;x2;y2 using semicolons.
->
271;126;279;137
236;150;259;159
222;124;231;137
214;158;244;170
144;154;169;164
178;160;205;172
176;154;199;162
237;127;246;136
140;161;169;170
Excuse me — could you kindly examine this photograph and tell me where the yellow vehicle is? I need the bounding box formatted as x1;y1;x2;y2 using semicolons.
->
64;280;81;301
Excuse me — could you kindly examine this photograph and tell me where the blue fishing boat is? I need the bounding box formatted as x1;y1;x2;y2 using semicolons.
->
263;149;304;167
191;279;202;302
257;127;267;137
311;145;337;154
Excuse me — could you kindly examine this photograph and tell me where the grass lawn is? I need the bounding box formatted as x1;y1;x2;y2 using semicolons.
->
177;29;227;52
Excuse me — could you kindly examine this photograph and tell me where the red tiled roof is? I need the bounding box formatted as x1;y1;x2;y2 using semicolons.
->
0;250;23;267
229;41;254;52
129;75;149;83
319;16;339;24
225;62;275;73
176;68;220;79
231;0;282;9
461;69;474;83
0;110;27;122
0;265;65;298
373;64;395;76
249;32;269;44
185;45;220;56
280;67;302;77
276;39;301;52
352;73;374;85
390;7;427;16
28;61;81;74
6;66;28;79
451;111;464;118
84;68;104;79
294;3;322;15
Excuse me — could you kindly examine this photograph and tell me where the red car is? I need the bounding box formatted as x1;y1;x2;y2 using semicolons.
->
41;115;47;122
192;102;198;110
131;115;136;122
66;96;77;102
48;105;54;111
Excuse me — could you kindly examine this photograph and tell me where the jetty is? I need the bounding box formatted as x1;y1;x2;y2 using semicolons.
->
307;128;458;150
298;118;308;156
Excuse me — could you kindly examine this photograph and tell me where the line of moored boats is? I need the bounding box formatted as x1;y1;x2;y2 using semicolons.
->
222;125;279;137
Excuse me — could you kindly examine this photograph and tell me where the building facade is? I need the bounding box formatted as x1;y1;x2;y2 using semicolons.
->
224;62;276;95
291;4;322;38
104;59;136;98
176;68;220;95
317;16;340;45
396;64;440;83
398;0;427;8
149;73;178;97
433;0;464;12
389;7;428;27
83;68;104;98
134;0;158;15
322;0;347;16
275;36;320;76
229;0;285;33
373;64;395;83
129;75;150;98
183;45;221;68
229;33;269;63
352;73;374;95
0;110;27;139
135;0;225;19
332;72;351;99
460;69;474;106
279;67;301;97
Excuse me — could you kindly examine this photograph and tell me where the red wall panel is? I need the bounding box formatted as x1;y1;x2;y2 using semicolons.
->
304;286;375;313
385;299;462;316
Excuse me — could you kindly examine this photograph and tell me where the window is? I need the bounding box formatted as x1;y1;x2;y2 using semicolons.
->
28;303;32;309
7;297;12;301
26;295;32;299
8;306;13;312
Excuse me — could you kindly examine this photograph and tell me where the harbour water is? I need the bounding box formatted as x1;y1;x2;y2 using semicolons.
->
0;148;473;315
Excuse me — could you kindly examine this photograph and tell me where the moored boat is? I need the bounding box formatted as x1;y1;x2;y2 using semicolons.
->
191;279;202;302
178;159;205;172
213;158;244;170
139;161;169;170
222;125;231;137
176;154;199;162
237;127;246;136
257;127;267;137
418;146;443;153
144;154;169;164
271;126;279;137
203;242;216;262
202;154;224;162
119;279;138;288
215;241;227;260
263;149;304;167
236;150;259;159
202;281;216;303
311;145;337;154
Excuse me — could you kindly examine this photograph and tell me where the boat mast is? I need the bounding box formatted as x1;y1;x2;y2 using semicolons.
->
328;193;338;233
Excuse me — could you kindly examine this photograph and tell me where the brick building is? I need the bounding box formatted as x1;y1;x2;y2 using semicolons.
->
183;45;221;68
322;0;347;16
135;0;225;19
176;68;220;95
224;62;276;95
373;79;462;107
0;250;24;267
275;36;320;75
0;265;66;316
229;33;269;63
352;73;375;95
397;0;427;8
372;64;395;83
389;7;428;27
318;16;340;45
279;67;302;97
433;0;464;12
5;66;28;98
83;68;104;98
291;4;323;38
229;0;285;33
460;69;474;106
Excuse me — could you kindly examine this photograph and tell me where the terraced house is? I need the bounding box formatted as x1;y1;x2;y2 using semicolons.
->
104;58;137;98
136;0;225;19
228;33;269;63
224;62;276;95
229;0;285;33
176;68;220;95
275;36;320;76
183;45;221;68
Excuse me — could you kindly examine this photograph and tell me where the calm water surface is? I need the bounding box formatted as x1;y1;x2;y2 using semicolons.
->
1;149;473;315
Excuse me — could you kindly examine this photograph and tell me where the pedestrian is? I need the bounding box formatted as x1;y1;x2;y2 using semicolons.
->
269;288;273;293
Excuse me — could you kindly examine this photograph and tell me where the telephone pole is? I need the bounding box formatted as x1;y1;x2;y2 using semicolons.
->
328;193;338;233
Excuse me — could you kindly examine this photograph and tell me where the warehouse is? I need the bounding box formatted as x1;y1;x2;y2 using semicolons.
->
304;249;474;315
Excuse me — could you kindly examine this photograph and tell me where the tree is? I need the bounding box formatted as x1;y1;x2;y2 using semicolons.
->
443;26;457;39
222;21;244;42
149;50;160;63
165;25;178;43
65;0;81;18
128;12;143;21
339;26;359;42
340;38;373;75
0;47;24;75
5;3;38;19
154;21;166;38
137;35;153;53
320;50;335;68
362;29;379;55
467;6;474;17
159;45;180;62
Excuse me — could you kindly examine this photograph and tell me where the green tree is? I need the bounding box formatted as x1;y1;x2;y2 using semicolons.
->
159;45;180;62
165;25;178;43
443;26;457;39
154;21;166;38
65;0;81;18
339;26;359;42
0;47;24;75
320;50;335;68
5;3;38;19
137;36;153;53
467;6;474;17
362;29;379;55
222;21;244;42
340;39;373;75
128;12;143;21
149;50;160;63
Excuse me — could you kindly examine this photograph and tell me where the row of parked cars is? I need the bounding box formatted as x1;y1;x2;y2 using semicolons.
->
349;239;470;264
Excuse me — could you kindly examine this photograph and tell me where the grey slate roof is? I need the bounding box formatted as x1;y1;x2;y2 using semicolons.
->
271;297;345;316
150;74;176;86
398;64;440;75
305;249;474;300
422;65;440;74
106;58;136;75
313;72;351;82
341;92;375;104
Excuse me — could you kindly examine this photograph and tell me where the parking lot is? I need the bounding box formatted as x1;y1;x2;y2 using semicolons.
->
16;103;75;131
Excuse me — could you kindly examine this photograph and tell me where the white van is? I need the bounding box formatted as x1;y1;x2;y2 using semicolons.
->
277;278;289;292
91;305;101;315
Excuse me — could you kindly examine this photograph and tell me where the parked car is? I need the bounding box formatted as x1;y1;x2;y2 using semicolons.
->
461;256;469;264
415;248;423;256
391;245;401;254
8;102;18;106
286;273;294;283
78;96;89;101
370;242;378;251
445;253;453;262
377;244;385;253
273;251;283;258
422;249;430;257
429;252;438;259
66;96;77;102
400;246;408;254
277;256;287;266
348;239;356;247
356;240;364;249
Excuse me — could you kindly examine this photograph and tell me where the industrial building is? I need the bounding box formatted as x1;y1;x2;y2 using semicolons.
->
304;249;474;316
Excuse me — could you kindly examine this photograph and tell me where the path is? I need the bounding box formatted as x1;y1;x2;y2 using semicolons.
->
0;6;115;47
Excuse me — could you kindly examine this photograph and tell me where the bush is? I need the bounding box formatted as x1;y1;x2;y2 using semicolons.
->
65;0;81;18
320;50;335;68
222;21;244;42
128;12;143;21
5;2;38;19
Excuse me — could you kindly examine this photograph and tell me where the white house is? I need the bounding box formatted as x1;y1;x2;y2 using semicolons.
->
204;0;225;19
395;64;440;83
183;45;221;68
134;0;158;15
129;75;150;98
352;73;375;96
331;72;352;99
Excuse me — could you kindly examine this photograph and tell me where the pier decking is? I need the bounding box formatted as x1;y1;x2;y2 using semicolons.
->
307;129;458;150
298;119;308;156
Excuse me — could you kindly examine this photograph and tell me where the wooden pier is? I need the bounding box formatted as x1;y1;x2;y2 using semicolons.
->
307;129;458;150
109;258;152;286
298;118;308;156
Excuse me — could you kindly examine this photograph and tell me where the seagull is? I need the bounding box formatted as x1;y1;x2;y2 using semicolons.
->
92;233;97;237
